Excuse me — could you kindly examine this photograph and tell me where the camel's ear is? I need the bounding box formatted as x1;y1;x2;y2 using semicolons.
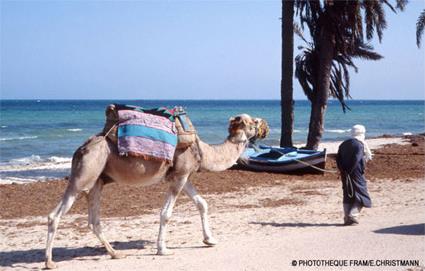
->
228;116;241;135
229;116;242;127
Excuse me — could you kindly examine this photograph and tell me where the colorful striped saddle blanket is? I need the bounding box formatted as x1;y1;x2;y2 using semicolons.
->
114;105;178;162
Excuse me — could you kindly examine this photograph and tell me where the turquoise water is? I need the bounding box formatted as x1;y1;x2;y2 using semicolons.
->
0;99;423;182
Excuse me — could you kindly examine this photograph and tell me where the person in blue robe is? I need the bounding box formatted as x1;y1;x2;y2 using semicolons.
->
336;125;373;225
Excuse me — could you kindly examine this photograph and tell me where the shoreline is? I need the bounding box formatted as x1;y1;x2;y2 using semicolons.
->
0;134;423;220
0;133;422;185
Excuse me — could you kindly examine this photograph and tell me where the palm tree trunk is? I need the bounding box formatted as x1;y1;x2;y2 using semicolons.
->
306;29;334;150
280;0;294;147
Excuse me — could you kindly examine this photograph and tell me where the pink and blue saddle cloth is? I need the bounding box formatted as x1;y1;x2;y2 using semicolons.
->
115;104;187;163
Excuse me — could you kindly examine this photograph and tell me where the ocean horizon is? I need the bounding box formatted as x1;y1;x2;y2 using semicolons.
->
2;98;424;101
0;99;424;183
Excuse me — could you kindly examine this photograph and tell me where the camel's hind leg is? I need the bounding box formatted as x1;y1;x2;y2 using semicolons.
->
183;181;217;246
87;179;125;259
45;136;109;269
45;186;79;269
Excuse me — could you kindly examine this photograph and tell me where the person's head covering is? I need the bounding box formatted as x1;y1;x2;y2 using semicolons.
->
351;124;366;142
351;124;373;161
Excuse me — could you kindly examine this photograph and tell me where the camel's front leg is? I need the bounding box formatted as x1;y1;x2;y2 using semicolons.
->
157;175;188;255
183;181;217;246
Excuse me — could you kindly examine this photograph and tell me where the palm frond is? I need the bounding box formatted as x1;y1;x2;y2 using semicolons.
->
293;0;395;112
417;9;425;47
295;46;317;102
395;0;408;11
341;60;352;99
293;22;309;44
354;2;364;42
381;0;396;13
350;42;383;60
373;2;387;42
364;1;375;40
329;61;351;112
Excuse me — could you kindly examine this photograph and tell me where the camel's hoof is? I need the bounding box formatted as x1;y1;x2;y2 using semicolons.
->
111;252;126;259
45;260;58;269
156;248;173;256
203;237;218;246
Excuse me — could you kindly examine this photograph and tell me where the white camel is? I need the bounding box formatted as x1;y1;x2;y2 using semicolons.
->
45;112;266;269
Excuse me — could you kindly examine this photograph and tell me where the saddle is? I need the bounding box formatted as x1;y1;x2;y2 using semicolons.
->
103;104;197;150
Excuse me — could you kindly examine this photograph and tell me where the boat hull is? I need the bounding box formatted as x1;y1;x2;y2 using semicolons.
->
237;146;327;174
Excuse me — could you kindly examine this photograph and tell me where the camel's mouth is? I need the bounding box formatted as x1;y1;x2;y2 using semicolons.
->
251;118;270;142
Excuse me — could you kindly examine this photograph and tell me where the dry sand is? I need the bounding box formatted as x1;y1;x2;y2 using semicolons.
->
0;136;424;271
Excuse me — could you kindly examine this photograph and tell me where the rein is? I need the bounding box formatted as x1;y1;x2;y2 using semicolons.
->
292;158;338;174
104;123;118;138
195;135;204;171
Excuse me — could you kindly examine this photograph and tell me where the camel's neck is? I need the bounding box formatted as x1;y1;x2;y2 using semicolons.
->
198;138;247;172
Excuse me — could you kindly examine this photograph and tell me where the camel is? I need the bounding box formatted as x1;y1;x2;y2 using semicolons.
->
45;112;267;269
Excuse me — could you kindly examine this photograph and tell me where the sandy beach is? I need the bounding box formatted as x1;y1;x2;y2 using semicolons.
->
0;135;424;271
2;1;424;270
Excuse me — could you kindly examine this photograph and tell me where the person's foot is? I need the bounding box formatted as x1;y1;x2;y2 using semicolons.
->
343;217;350;225
344;217;359;226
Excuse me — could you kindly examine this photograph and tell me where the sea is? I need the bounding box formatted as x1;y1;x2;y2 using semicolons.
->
0;99;424;184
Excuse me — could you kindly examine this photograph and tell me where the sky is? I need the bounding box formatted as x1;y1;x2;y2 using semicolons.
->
1;0;424;100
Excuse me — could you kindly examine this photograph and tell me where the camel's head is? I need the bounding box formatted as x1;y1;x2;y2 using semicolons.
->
228;114;269;143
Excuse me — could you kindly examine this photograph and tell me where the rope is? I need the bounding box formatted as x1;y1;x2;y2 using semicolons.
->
76;123;118;151
292;157;338;173
195;135;204;172
346;174;354;198
104;123;117;138
267;147;338;174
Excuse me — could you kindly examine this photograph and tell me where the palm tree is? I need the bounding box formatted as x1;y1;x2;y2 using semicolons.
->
417;9;425;47
293;0;406;150
280;0;295;147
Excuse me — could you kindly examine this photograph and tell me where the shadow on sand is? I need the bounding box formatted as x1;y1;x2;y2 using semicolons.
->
249;222;341;227
374;223;425;236
0;240;153;268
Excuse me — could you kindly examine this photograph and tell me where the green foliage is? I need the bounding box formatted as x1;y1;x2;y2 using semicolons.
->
295;41;382;112
293;0;403;111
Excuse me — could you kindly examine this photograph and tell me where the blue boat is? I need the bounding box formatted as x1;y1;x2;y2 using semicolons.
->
237;145;327;174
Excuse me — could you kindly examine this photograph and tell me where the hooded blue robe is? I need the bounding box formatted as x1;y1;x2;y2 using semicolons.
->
336;138;372;208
